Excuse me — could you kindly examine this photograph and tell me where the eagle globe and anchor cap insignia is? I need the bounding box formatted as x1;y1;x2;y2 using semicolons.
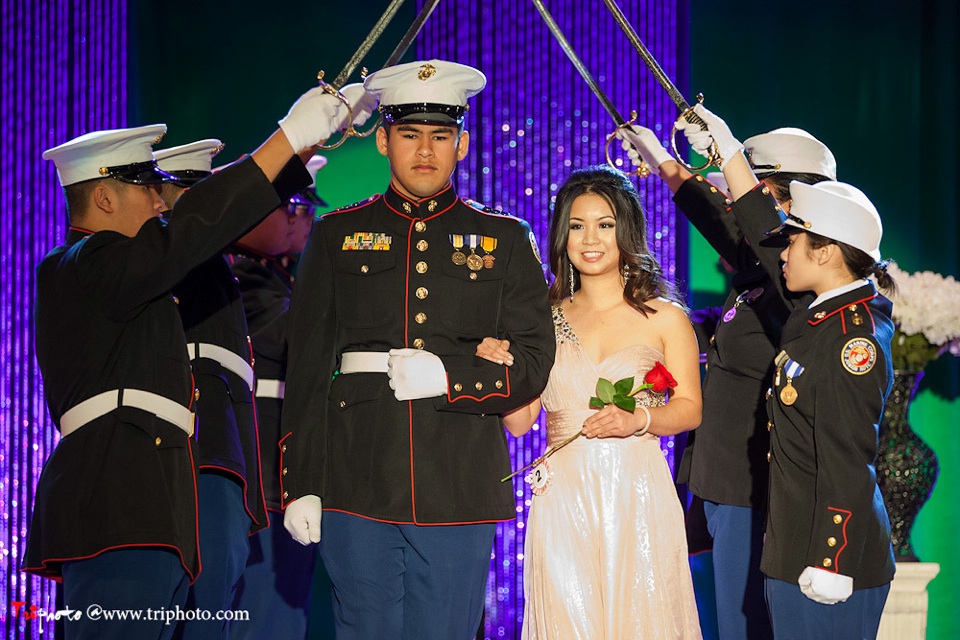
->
841;337;877;375
418;63;437;81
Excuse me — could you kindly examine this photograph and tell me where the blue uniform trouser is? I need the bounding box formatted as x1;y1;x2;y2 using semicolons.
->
704;500;773;640
175;473;251;640
765;577;889;640
320;511;496;640
230;509;317;640
61;548;189;640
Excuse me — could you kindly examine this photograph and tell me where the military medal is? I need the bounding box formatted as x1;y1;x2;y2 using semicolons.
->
450;234;467;266
722;287;764;323
481;235;498;268
465;234;484;271
779;358;805;405
780;383;798;405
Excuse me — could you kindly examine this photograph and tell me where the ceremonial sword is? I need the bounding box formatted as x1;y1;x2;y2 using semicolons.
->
530;0;646;177
318;0;441;147
600;0;722;170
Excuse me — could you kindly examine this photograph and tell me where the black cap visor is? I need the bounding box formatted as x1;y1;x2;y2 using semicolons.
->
289;189;328;208
102;161;177;185
380;103;467;126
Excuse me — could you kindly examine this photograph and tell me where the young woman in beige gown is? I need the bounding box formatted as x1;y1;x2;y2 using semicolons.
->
479;165;703;639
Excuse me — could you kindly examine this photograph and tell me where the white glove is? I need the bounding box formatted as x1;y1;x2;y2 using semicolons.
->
338;83;379;131
798;566;853;605
617;125;674;176
676;104;744;169
387;348;448;401
283;494;323;546
278;87;344;151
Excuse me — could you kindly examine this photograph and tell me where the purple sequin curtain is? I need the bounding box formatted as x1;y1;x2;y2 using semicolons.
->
0;1;127;637
416;1;685;636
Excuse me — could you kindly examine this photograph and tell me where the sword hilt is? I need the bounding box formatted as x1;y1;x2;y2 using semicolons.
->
670;93;724;172
604;111;652;179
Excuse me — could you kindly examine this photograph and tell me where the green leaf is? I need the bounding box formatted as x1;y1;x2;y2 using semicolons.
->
613;394;636;412
589;396;606;409
614;377;634;396
596;378;615;404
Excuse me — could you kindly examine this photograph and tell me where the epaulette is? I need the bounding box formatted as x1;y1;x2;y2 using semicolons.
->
461;197;522;223
320;194;381;218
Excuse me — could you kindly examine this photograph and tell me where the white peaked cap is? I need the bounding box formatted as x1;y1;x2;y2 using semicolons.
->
305;154;328;188
364;60;486;124
42;124;169;186
744;127;837;181
774;181;883;262
154;139;224;174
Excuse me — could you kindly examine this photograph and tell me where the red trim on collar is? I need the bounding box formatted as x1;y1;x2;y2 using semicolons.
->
68;226;95;236
808;294;877;326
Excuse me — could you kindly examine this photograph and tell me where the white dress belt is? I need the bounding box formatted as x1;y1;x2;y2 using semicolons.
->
187;342;255;391
339;351;389;374
59;389;195;438
255;379;286;399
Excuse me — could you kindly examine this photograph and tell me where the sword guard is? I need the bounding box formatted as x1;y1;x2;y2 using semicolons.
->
670;94;723;172
605;111;651;179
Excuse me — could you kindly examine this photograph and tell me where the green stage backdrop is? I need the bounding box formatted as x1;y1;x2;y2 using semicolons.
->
131;1;959;637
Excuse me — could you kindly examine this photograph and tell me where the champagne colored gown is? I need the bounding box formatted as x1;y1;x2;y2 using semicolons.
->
521;306;702;639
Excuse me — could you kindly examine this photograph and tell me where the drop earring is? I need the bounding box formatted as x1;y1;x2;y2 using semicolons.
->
568;262;575;301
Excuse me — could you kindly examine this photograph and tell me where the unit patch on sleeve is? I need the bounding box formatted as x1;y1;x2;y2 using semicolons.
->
529;231;542;264
841;338;877;375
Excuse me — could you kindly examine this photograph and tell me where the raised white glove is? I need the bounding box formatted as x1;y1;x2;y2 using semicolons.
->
387;348;448;401
617;125;674;176
278;87;344;151
338;83;379;131
798;566;853;605
283;494;323;546
676;104;744;169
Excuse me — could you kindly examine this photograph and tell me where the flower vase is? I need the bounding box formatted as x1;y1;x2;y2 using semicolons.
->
875;370;939;562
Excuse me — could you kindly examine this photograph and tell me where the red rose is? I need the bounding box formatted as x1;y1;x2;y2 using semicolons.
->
644;361;678;393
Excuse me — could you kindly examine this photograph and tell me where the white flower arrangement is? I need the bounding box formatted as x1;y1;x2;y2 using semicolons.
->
884;262;960;371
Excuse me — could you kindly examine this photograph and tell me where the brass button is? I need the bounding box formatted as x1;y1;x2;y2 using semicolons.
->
414;220;426;232
415;312;427;324
281;444;287;453
827;537;837;547
416;287;428;299
416;261;428;274
416;239;428;252
283;491;289;500
852;313;864;326
194;388;201;402
767;421;773;431
155;437;162;446
427;199;438;212
172;295;179;305
695;174;704;182
360;265;369;274
403;202;413;214
725;198;732;205
413;338;424;349
339;400;346;408
761;186;770;195
469;272;478;280
848;304;858;311
495;380;503;389
453;383;462;392
475;382;483;391
766;451;771;462
822;558;833;568
282;467;288;476
709;335;715;345
833;514;843;524
709;186;718;193
766;388;772;400
814;311;826;320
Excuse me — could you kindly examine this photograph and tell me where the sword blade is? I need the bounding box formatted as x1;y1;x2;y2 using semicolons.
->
382;0;441;68
601;0;690;112
531;0;626;126
331;0;407;89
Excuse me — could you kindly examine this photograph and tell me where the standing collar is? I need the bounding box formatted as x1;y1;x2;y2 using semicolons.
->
383;181;459;220
809;279;870;309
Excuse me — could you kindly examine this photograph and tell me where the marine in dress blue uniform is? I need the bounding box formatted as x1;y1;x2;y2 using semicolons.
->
226;154;329;640
280;60;555;640
621;122;836;640
24;124;310;640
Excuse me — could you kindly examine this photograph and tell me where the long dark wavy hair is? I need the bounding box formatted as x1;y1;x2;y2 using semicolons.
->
547;165;682;316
